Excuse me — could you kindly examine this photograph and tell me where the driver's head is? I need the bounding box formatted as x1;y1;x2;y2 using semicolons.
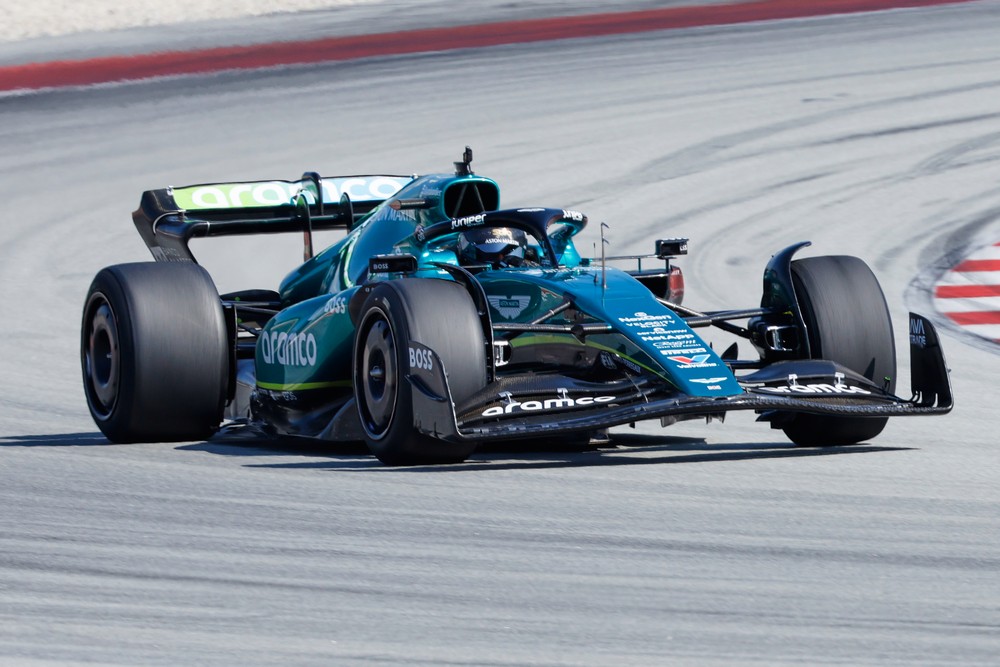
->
458;226;527;267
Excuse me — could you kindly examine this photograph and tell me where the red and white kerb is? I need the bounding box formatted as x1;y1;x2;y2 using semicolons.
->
934;242;1000;342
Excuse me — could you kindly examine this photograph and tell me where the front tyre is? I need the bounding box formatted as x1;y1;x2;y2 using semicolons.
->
353;279;486;465
81;263;229;443
782;255;896;446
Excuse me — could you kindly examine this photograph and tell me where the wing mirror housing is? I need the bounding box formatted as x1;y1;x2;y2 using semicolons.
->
656;238;688;258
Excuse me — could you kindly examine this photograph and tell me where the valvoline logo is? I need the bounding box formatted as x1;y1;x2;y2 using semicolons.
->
667;354;711;366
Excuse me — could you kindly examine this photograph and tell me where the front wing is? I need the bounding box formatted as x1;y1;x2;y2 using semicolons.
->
405;312;953;443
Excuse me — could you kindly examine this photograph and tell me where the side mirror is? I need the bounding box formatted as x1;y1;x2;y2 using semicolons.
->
656;238;688;258
340;192;355;229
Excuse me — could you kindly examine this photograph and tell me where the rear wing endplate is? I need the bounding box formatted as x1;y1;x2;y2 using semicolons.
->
133;173;414;262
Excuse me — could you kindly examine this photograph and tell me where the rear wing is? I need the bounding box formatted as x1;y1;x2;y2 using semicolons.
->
132;172;414;262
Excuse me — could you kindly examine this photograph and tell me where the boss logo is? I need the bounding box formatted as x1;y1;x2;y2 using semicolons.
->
409;345;433;371
323;295;347;314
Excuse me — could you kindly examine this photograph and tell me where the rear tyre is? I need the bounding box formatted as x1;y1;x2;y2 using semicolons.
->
782;255;896;446
353;279;486;465
81;263;229;442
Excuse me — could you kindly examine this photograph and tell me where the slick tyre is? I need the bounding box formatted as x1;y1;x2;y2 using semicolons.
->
81;262;229;443
353;279;486;466
782;255;896;446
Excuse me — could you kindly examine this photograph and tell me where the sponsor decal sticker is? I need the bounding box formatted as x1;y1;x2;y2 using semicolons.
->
599;351;642;375
487;294;531;320
617;311;687;344
667;354;711;366
482;394;615;417
691;376;726;390
450;213;487;230
655;333;696;341
618;311;675;326
655;340;702;349
408;345;433;371
149;246;187;262
758;384;872;395
659;347;709;356
172;176;409;210
261;331;318;367
383;207;417;224
323;295;347;315
909;317;927;348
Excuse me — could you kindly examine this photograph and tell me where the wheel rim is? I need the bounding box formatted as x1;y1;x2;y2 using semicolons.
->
357;311;398;440
83;293;120;419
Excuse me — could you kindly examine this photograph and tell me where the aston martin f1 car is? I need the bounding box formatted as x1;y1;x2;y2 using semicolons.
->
81;149;952;465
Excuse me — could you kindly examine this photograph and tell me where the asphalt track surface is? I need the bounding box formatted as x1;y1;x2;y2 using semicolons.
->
2;2;1000;665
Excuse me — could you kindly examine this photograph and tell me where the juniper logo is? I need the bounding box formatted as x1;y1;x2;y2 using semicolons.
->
451;213;487;229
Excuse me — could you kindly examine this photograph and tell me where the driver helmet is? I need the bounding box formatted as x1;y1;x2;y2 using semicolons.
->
458;226;527;267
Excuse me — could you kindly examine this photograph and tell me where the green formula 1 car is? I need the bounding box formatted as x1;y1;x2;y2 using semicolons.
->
81;149;952;465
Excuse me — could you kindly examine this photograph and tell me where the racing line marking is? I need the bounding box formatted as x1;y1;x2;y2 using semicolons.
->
934;242;1000;342
0;0;975;92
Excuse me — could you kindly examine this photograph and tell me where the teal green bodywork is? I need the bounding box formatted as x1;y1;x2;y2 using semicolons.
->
254;287;359;392
255;172;742;399
476;269;742;397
